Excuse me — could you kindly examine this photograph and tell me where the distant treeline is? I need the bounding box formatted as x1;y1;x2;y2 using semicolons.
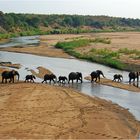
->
1;11;140;37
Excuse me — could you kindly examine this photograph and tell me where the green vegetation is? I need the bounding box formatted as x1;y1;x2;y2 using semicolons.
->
1;11;140;39
56;38;111;50
92;38;111;44
56;39;91;50
86;48;124;69
0;30;50;39
118;48;140;56
55;39;125;69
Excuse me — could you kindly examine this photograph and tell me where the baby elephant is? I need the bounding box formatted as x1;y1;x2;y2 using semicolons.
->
58;76;68;84
25;75;36;83
42;74;57;83
113;74;123;82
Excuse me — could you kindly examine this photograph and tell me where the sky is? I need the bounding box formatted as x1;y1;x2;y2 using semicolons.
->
0;0;140;19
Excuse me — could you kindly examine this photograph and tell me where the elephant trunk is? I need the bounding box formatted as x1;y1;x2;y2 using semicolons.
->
80;75;83;83
16;72;20;81
102;73;105;78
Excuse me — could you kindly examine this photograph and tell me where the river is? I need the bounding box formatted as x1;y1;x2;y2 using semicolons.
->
0;36;140;122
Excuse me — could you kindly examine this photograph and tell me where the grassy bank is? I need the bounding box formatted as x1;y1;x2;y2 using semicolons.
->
0;27;91;40
0;30;50;40
55;39;140;71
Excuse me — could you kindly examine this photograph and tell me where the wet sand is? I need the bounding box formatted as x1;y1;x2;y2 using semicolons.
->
85;76;140;92
0;82;139;139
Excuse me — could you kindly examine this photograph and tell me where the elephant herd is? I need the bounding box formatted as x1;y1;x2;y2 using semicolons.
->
1;70;140;86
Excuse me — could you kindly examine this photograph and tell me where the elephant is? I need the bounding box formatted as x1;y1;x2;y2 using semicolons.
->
25;75;36;83
58;76;68;84
2;70;19;83
129;72;140;84
68;72;82;83
112;74;123;82
90;70;105;82
42;74;57;83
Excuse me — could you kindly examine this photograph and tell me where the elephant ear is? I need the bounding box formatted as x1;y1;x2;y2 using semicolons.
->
12;70;16;75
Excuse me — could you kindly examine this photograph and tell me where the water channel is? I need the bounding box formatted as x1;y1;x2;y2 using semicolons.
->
0;36;140;122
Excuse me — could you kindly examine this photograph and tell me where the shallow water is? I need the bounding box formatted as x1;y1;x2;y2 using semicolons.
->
0;36;39;48
0;51;140;121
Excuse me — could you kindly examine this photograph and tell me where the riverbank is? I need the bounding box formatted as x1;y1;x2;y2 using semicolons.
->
85;76;140;92
0;32;140;71
0;82;139;139
0;62;21;69
0;34;86;58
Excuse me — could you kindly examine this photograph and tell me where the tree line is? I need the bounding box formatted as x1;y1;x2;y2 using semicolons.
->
1;11;140;35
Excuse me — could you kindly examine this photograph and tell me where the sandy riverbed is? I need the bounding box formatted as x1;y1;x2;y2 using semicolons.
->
0;82;139;139
0;33;140;138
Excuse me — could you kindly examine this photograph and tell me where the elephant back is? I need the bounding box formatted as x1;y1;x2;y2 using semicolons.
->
44;74;56;79
90;71;97;77
2;71;8;76
2;71;12;78
69;72;78;79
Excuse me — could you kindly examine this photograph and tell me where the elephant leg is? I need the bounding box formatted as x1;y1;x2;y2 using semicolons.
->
12;77;14;83
76;79;78;83
95;77;97;82
129;78;131;84
52;79;55;83
91;77;93;83
98;76;100;82
2;77;4;83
